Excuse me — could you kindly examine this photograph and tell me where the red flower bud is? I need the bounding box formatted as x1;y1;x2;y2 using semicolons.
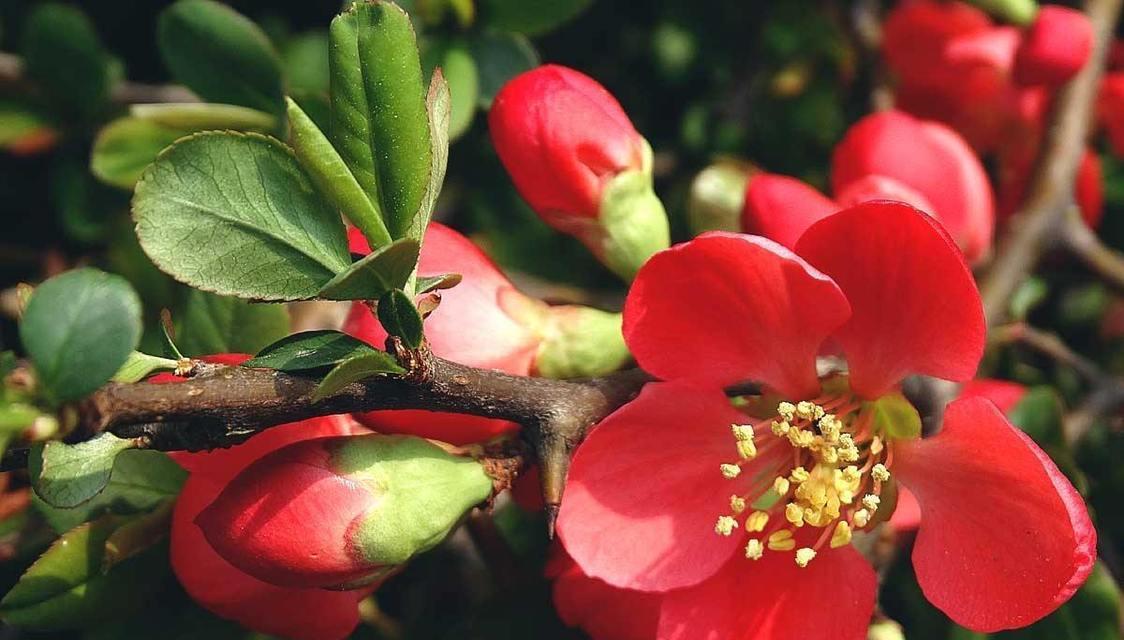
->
489;65;668;279
832;110;995;263
196;434;493;590
169;413;375;640
344;224;541;444
1014;6;1093;88
489;65;645;221
740;173;837;250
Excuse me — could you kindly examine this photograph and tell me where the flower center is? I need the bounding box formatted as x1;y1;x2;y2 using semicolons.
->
713;395;895;568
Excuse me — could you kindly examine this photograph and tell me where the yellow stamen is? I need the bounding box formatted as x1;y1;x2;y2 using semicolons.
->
745;539;764;560
870;436;884;455
830;521;853;548
771;420;791;436
737;440;757;460
773;476;790;495
789;467;809;484
720;464;741;479
794;547;817;568
862;494;881;512
745;510;769;532
731;424;755;441
715;516;738;536
777;402;796;421
729;495;747;514
872;463;890;482
784;503;805;527
767;529;795;551
853;509;871;528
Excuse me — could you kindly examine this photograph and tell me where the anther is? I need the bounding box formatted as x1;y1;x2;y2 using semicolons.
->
737;440;757;460
771;420;791;436
773;477;790;495
767;530;796;551
795;547;817;568
853;509;871;528
777;402;796;421
745;539;764;560
731;424;755;441
784;503;806;527
746;511;769;532
862;494;881;512
790;467;809;484
730;495;747;513
872;464;890;482
715;516;739;536
830;521;853;548
720;464;741;479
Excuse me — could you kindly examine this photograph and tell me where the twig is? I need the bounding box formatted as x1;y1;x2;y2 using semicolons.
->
1062;206;1124;295
991;322;1105;382
1063;378;1124;445
0;51;197;105
979;0;1123;326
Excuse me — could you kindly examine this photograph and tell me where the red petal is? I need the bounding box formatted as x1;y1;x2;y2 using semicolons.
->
1077;149;1104;228
196;437;379;589
795;202;986;398
557;382;779;591
623;233;850;397
172;474;372;640
959;378;1027;414
834;174;936;215
344;224;537;444
883;1;992;81
890;486;922;532
1014;6;1094;88
894;397;1097;632
832;110;995;263
550;548;663;640
657;537;876;640
740;173;838;250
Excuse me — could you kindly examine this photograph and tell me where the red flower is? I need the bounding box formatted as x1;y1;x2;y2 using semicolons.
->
741;174;837;250
489;64;645;222
1014;6;1094;88
557;202;1095;637
548;547;663;640
832;111;995;263
344;224;541;444
960;378;1028;415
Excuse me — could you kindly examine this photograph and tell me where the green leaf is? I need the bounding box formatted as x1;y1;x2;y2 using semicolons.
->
133;132;352;301
1008;387;1066;449
0;101;52;149
378;289;424;349
312;352;406;401
172;289;290;357
0;516;171;630
20;268;142;403
1009;276;1049;321
33;450;186;534
29;434;141;509
330;2;432;238
111;352;180;384
286;97;391;248
90;117;187;189
406;70;451;241
282;31;331;94
244;330;385;371
158;0;284;116
864;392;922;440
21;4;112;120
416;272;463;294
319;238;420;300
470;31;539;107
131;103;277;131
478;0;593;35
430;43;479;140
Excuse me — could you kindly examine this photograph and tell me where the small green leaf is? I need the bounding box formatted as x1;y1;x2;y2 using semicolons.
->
406;70;451;241
20;268;142;403
133;132;351;301
111;352;179;384
0;403;39;432
864;392;922;440
131;103;277;131
477;0;593;35
1009;276;1049;321
244;330;384;371
378;289;424;349
470;31;539;106
331;2;432;238
319;238;420;300
433;43;479;140
312;352;406;401
172;289;290;357
30;434;140;509
33;450;186;534
1008;387;1066;449
91;117;187;189
416;273;462;294
158;0;284;116
286;97;391;248
21;4;112;120
0;516;170;630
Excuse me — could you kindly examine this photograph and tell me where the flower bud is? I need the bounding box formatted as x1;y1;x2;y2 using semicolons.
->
197;434;494;590
740;173;837;250
535;305;630;379
1014;6;1093;88
832;110;995;263
687;158;756;234
489;65;669;279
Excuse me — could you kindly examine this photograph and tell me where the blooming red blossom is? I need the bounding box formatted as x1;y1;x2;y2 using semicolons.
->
1014;6;1094;88
740;173;838;250
557;202;1095;637
832;110;995;263
345;224;540;444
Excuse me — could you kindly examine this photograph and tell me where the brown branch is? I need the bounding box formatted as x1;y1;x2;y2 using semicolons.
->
0;51;197;105
979;0;1123;326
991;322;1105;382
1063;379;1124;445
1061;206;1124;295
72;342;651;533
